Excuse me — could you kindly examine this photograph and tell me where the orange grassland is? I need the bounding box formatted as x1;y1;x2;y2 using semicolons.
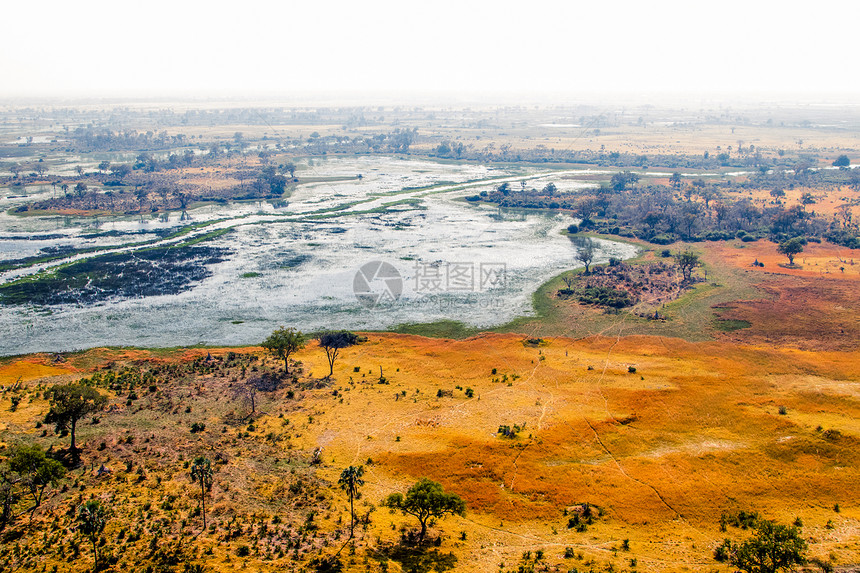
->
4;331;858;572
305;333;860;571
706;240;860;352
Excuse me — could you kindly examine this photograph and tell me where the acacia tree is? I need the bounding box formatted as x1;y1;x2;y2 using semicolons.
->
261;327;306;374
715;519;806;573
317;331;359;377
190;457;213;529
338;465;365;541
383;478;466;543
610;171;639;192
832;154;850;168
577;240;596;274
561;273;575;291
77;499;107;571
777;237;806;265
8;444;65;518
45;384;106;457
675;251;701;281
109;163;131;181
0;469;15;532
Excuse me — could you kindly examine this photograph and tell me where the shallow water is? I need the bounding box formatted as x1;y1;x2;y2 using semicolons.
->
0;157;637;355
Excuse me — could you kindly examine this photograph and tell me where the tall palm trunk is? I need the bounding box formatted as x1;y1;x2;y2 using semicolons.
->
349;493;355;540
201;481;207;529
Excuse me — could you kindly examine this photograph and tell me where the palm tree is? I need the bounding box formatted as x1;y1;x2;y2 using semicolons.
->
77;500;107;571
338;465;364;541
190;457;213;529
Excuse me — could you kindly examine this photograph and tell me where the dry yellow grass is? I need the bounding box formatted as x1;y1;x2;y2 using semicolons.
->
274;334;860;570
0;357;75;382
2;333;859;572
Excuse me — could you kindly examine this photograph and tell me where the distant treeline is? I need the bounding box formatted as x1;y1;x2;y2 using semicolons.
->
470;170;860;248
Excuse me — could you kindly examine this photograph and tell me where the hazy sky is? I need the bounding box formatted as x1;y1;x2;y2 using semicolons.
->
3;1;859;100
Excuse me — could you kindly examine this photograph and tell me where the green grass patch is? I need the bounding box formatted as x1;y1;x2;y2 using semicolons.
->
0;218;228;274
493;239;765;341
0;245;229;306
713;318;752;332
174;227;231;247
296;175;362;184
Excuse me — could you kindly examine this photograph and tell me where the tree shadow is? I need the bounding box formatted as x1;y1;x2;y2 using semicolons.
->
309;554;343;573
374;537;458;573
47;445;81;468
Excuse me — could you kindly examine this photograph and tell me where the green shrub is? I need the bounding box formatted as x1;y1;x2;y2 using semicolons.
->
577;285;633;308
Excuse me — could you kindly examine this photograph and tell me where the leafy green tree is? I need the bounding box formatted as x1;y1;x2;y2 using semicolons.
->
8;444;65;516
268;174;288;196
317;331;359;377
44;384;107;456
577;240;596;274
190;457;213;529
77;499;107;570
777;237;806;265
338;465;364;541
675;251;701;281
261;327;306;374
0;458;24;532
800;192;816;206
610;171;639;192
832;154;850;168
696;186;720;209
109;163;131;180
383;478;466;543
714;519;807;573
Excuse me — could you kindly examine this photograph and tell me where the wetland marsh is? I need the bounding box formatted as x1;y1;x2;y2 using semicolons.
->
0;156;636;354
